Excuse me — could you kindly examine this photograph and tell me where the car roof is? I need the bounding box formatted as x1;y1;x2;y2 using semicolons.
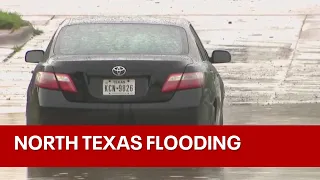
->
61;16;191;28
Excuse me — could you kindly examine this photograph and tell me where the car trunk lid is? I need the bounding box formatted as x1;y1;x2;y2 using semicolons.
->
49;55;193;103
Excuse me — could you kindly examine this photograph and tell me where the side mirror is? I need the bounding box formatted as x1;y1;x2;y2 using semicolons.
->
25;50;44;63
209;50;231;63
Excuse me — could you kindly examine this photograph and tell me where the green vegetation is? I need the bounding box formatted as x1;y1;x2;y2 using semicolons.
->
0;11;44;62
0;10;29;30
0;10;43;36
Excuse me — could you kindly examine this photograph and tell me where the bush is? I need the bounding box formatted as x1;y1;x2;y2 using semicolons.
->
0;10;29;30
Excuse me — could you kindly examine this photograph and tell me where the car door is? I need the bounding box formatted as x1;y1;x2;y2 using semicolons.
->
189;25;221;104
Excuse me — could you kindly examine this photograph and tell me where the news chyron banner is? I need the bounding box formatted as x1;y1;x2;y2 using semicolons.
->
0;126;319;167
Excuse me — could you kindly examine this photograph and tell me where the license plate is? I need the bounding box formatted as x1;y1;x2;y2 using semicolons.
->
103;79;135;95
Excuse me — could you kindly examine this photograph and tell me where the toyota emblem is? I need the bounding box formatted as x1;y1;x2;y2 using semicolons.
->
112;66;126;76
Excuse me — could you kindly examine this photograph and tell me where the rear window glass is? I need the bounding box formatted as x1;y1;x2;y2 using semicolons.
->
54;23;189;55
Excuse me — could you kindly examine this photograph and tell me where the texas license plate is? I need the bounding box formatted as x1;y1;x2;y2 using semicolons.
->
103;79;135;95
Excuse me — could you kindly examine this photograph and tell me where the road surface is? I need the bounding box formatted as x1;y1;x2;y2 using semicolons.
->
1;14;320;112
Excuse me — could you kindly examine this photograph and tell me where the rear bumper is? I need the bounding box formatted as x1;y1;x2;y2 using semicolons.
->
32;88;211;125
38;106;204;125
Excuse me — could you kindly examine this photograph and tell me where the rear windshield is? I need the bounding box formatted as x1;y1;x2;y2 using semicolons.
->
54;23;189;55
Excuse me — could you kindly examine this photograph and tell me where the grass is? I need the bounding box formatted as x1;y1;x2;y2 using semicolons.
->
0;10;29;30
0;10;43;36
0;10;44;62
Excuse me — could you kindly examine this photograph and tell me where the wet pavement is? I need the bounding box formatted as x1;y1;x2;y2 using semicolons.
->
0;17;319;180
22;167;320;180
1;167;320;180
2;15;320;108
0;15;320;180
0;103;319;180
2;0;320;15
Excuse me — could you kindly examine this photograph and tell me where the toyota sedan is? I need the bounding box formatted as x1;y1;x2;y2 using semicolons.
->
25;16;231;125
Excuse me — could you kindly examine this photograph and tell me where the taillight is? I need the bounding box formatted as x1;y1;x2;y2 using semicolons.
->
161;72;204;93
35;72;59;90
35;72;77;93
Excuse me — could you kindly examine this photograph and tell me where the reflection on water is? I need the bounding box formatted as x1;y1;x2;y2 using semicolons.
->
25;167;320;180
28;168;224;180
1;167;320;180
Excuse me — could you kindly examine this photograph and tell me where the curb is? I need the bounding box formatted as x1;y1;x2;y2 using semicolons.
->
51;14;314;17
0;26;34;48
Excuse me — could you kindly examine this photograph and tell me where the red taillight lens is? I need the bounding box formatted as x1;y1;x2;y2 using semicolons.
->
161;72;204;93
55;73;77;92
35;72;77;93
35;72;59;90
